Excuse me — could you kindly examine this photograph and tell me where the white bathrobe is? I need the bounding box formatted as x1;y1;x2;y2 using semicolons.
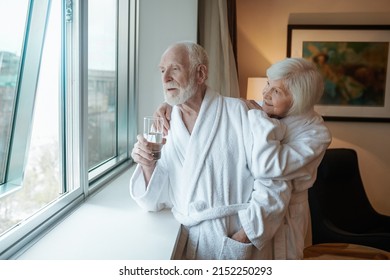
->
247;109;332;259
130;88;291;259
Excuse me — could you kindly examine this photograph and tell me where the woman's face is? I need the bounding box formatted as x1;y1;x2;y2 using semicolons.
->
262;79;293;118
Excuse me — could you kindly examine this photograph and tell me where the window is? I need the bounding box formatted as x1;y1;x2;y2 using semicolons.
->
0;0;29;192
0;0;62;238
87;0;132;183
0;0;137;259
88;0;118;170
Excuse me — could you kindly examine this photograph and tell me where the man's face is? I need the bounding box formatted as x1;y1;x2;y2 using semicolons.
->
159;46;196;105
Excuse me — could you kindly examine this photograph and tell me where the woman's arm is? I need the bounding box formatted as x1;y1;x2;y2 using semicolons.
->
249;110;331;179
153;102;172;136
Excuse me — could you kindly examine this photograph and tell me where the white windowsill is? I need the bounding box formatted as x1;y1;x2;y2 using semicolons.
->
16;165;181;260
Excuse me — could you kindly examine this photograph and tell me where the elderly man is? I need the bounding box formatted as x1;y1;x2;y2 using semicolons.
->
130;42;289;259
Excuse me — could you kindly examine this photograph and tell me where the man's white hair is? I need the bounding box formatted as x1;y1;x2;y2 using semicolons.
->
169;41;209;72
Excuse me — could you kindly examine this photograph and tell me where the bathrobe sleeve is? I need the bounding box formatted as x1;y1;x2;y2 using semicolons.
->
248;109;332;180
233;107;291;251
129;162;172;212
238;178;291;250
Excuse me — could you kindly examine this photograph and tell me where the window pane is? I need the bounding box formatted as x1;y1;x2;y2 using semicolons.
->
0;0;29;184
88;0;118;169
0;0;62;236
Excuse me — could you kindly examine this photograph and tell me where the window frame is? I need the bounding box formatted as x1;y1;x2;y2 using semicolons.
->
0;0;138;259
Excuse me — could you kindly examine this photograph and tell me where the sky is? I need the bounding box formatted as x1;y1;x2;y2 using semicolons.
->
0;0;116;71
0;0;29;56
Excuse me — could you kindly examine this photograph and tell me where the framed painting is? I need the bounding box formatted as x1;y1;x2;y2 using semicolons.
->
287;24;390;122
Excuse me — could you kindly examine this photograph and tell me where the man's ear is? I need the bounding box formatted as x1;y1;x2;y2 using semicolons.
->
196;64;208;84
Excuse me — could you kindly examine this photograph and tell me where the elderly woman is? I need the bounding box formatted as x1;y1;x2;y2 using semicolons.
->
243;57;332;259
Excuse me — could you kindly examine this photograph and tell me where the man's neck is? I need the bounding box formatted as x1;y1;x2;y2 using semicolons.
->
178;85;206;134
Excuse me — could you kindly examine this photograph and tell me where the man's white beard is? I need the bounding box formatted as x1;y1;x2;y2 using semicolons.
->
164;79;197;106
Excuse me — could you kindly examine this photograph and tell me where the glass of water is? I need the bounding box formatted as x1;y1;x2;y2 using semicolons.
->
143;116;164;160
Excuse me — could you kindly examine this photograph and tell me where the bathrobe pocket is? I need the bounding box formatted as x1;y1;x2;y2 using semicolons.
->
218;236;253;260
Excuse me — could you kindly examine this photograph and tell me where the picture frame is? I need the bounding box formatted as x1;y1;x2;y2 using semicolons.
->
287;24;390;122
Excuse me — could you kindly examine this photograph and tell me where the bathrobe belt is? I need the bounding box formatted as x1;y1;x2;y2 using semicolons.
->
172;203;250;227
173;190;307;227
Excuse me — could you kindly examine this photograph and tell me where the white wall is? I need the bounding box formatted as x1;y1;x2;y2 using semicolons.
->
237;0;390;215
136;0;198;133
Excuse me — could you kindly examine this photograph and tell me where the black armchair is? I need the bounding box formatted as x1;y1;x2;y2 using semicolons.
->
309;148;390;252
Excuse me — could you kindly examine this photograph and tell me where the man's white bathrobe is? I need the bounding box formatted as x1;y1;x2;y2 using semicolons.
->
130;88;291;259
248;108;332;259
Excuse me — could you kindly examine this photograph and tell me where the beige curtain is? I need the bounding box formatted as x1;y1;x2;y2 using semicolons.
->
198;0;240;98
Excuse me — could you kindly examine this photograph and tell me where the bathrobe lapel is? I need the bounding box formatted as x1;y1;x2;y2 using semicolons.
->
170;89;222;206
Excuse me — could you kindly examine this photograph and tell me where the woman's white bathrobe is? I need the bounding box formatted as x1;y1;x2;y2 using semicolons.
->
130;88;292;259
248;109;332;259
